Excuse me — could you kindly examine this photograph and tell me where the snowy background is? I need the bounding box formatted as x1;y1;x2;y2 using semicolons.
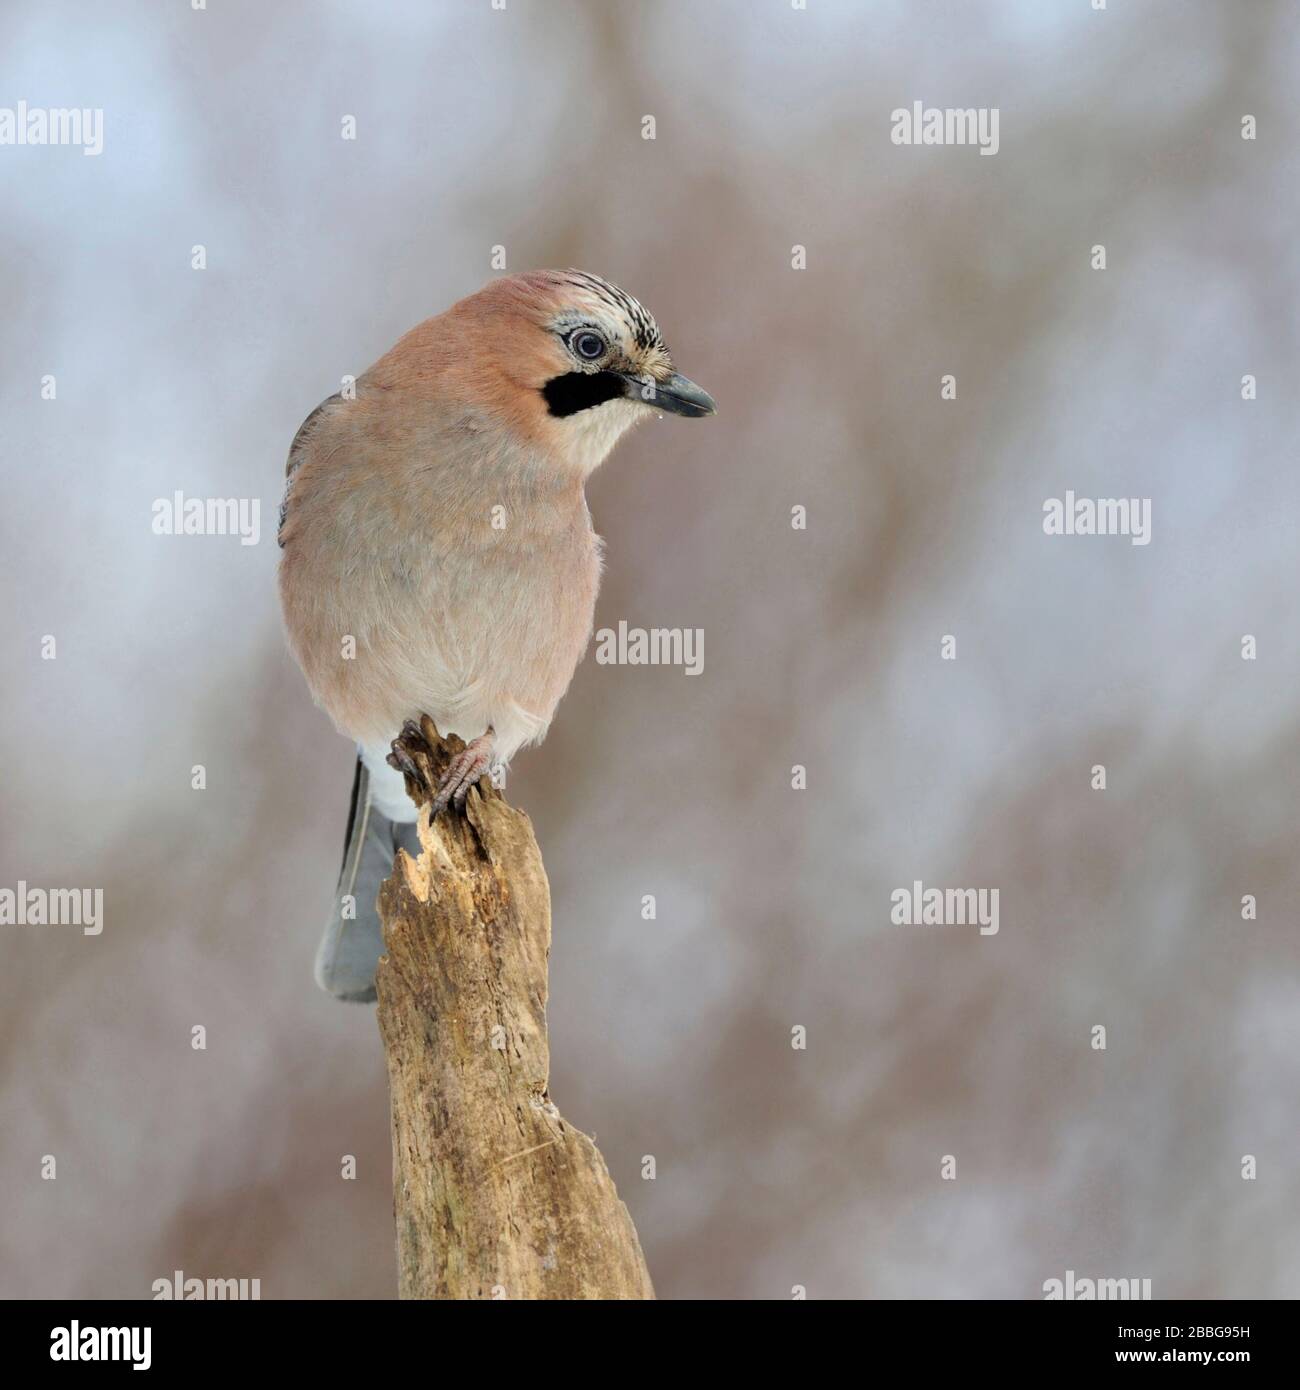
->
2;0;1297;1298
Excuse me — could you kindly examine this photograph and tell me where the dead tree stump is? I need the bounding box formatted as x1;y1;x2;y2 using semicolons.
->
374;716;654;1300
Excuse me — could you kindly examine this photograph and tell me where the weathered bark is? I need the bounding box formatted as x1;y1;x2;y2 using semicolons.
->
375;716;654;1300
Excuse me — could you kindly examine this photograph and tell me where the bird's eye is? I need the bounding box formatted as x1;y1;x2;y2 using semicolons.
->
571;330;606;361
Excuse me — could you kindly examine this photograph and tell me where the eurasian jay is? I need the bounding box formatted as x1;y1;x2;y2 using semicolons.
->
278;270;715;999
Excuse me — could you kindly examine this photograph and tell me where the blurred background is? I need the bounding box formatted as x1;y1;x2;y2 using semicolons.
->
2;0;1297;1299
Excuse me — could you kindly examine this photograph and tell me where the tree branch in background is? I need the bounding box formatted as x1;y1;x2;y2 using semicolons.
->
375;716;654;1300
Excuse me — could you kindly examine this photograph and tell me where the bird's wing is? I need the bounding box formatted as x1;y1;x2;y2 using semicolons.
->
279;392;343;548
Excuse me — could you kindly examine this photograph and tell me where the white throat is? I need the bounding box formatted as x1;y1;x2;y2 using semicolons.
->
562;398;647;476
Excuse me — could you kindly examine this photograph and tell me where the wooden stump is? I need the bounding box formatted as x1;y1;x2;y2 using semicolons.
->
375;716;654;1300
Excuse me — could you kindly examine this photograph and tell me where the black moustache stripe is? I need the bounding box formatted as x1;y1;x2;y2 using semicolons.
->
542;371;627;418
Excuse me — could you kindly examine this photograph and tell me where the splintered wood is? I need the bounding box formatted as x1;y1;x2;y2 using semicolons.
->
375;716;653;1300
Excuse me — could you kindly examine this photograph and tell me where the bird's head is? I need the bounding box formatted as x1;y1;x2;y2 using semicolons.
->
388;270;716;477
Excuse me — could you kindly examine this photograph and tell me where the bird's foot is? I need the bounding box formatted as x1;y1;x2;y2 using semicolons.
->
387;722;426;787
386;717;496;819
430;734;495;818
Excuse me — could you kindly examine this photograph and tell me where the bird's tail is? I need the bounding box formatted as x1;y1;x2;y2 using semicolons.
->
313;757;420;1002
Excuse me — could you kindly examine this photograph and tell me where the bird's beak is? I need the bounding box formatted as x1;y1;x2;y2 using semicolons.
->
618;370;717;418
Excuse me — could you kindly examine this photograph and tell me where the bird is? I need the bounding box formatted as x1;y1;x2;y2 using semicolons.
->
278;269;715;1001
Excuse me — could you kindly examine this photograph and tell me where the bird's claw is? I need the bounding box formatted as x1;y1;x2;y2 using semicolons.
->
387;717;495;819
429;738;495;818
387;725;424;784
